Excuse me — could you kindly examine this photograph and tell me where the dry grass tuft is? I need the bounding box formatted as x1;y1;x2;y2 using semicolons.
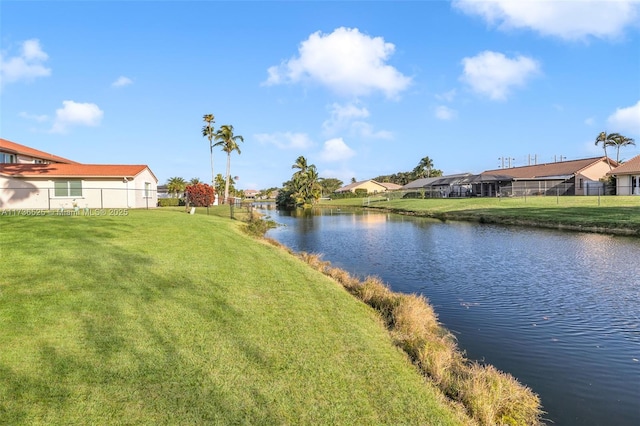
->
457;363;543;426
298;252;330;273
326;267;360;291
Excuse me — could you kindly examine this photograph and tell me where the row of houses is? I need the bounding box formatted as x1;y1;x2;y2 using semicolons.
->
335;156;640;197
1;138;158;210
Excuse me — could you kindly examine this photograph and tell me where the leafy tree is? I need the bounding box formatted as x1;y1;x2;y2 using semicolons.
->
319;177;343;196
277;156;321;208
374;156;443;185
608;133;636;163
166;176;187;198
202;114;216;187
214;173;236;199
214;124;244;203
185;183;215;207
413;156;434;178
258;187;278;199
189;177;202;185
351;177;357;183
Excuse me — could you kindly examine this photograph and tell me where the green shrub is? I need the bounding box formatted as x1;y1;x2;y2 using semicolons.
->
243;213;278;237
157;198;180;207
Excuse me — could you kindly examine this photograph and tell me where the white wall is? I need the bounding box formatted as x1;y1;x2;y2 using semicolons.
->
0;170;158;210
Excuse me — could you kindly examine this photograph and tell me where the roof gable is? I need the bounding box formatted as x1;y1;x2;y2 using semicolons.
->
481;157;616;179
0;138;79;164
608;154;640;175
0;163;157;182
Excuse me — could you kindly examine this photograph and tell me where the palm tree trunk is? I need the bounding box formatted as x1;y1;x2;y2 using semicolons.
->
210;145;215;189
224;152;231;204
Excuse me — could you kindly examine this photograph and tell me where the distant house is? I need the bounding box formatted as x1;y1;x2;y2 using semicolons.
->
243;189;259;199
607;154;640;195
1;138;158;209
402;174;474;198
335;180;402;194
472;157;617;197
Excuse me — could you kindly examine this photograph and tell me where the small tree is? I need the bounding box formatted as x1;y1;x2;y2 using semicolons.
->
185;183;215;207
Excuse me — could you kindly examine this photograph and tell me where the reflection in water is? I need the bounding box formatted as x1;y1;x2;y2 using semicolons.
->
263;206;640;426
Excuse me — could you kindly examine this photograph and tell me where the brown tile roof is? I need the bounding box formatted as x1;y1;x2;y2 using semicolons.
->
0;163;157;181
481;157;616;179
608;154;640;175
0;138;79;164
378;182;402;190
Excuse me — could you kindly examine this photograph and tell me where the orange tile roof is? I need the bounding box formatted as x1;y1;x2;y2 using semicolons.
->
0;138;79;164
481;157;616;179
0;163;156;181
608;154;640;175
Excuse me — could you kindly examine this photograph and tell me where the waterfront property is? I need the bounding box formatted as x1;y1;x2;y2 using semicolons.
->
401;157;618;197
0;138;158;209
608;154;640;195
335;179;402;194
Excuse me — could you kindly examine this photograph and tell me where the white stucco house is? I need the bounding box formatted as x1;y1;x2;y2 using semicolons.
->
608;154;640;195
1;138;158;210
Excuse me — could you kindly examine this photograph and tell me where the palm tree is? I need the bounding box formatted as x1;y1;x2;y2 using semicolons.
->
166;176;187;198
189;177;202;185
213;124;244;203
202;114;216;187
595;132;617;169
291;155;308;177
414;156;435;178
608;133;636;163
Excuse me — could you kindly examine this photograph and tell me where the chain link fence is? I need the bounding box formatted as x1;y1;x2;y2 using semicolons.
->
1;187;158;210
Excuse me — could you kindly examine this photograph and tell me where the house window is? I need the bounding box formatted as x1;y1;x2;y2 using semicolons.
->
144;182;151;198
0;153;16;163
54;180;82;197
579;178;583;189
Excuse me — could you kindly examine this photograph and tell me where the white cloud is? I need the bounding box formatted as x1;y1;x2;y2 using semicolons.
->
264;27;411;98
435;89;457;102
50;101;104;134
460;50;540;101
435;105;457;120
19;111;49;122
584;117;595;126
320;138;356;162
350;122;393;139
452;0;640;41
322;102;392;139
254;132;314;150
0;39;51;86
607;100;640;136
112;76;133;87
323;102;369;133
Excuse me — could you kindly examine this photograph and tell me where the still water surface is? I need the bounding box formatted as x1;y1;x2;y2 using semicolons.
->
261;206;640;426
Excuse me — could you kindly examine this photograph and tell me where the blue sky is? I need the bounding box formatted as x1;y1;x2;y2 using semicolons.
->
2;0;639;190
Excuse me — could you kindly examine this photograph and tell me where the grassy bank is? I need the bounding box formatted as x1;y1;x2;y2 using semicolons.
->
319;196;640;235
0;208;470;425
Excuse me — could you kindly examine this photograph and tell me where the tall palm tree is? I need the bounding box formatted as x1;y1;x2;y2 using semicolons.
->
417;156;434;178
609;133;636;163
595;131;617;169
213;124;244;203
202;114;216;188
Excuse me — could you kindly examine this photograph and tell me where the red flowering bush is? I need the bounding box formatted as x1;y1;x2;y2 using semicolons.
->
185;183;215;207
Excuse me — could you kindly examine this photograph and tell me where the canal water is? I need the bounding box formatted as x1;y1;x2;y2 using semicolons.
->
260;205;640;426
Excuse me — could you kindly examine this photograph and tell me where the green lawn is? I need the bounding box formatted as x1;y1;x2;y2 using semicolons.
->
0;208;468;425
321;196;640;235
